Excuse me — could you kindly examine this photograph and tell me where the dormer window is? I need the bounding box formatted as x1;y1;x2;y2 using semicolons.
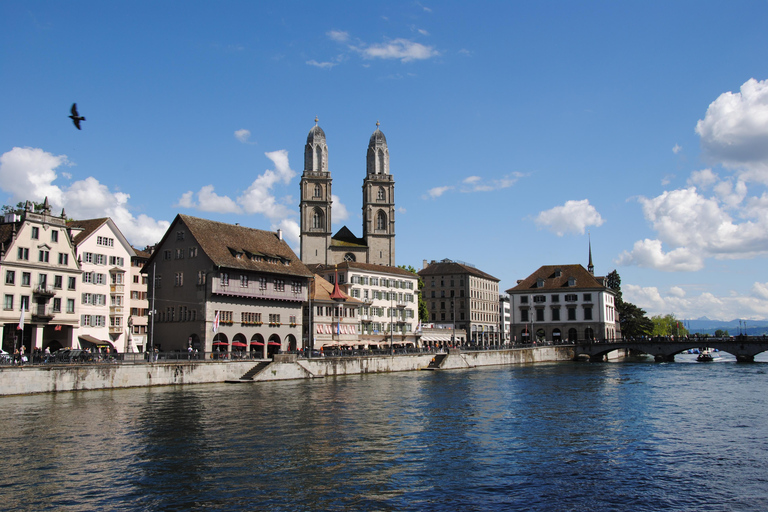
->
568;277;576;287
536;278;545;288
555;268;562;278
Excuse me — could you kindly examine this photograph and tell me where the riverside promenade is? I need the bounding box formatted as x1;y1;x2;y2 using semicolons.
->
0;345;574;396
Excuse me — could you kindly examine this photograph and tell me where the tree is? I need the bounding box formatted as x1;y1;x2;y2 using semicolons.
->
714;329;729;338
2;200;46;215
606;269;653;339
399;264;429;322
651;314;689;337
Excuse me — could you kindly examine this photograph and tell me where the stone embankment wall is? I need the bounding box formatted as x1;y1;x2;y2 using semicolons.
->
0;346;574;396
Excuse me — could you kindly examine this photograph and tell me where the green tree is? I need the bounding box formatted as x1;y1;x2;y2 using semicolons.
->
651;314;689;337
399;264;429;322
714;329;729;338
1;200;45;215
606;269;653;338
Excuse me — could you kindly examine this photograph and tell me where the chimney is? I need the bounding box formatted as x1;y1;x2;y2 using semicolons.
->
423;259;428;269
277;229;283;240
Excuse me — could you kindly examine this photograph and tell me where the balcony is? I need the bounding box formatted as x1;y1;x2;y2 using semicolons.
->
109;326;123;334
110;306;124;315
33;286;56;298
32;305;55;321
110;284;125;294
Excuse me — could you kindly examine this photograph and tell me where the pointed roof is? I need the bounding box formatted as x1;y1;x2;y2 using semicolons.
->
310;273;362;304
148;214;313;278
331;226;366;247
67;217;137;256
505;264;608;294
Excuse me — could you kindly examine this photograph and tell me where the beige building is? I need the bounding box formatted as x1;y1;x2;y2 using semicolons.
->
418;259;501;346
300;119;396;266
0;200;81;353
308;262;420;349
143;214;313;354
304;273;363;350
68;218;136;352
128;247;151;352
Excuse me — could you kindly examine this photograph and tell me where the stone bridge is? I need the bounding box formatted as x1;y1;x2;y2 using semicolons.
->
574;336;768;362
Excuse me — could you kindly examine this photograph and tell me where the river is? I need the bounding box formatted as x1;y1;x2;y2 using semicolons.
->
2;353;768;511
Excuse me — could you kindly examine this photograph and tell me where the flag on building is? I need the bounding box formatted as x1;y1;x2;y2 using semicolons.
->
17;307;25;331
416;321;422;333
212;311;220;333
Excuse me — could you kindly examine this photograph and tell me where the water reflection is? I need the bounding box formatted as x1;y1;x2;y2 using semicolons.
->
3;359;768;511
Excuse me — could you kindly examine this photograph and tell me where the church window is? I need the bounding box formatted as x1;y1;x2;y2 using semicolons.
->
315;145;323;171
344;253;356;262
312;209;324;229
376;210;387;230
377;187;385;201
314;184;322;198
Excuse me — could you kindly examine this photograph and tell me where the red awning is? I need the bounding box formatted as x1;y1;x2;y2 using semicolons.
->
268;341;281;346
250;341;264;346
213;341;228;346
232;341;247;348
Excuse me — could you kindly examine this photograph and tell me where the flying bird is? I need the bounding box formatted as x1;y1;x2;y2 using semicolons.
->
69;103;85;130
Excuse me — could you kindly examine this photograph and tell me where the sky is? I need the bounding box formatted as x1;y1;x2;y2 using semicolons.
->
2;1;768;322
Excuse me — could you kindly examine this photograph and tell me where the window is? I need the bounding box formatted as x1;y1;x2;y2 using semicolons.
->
58;253;69;265
31;226;39;239
520;296;529;304
218;310;233;323
20;296;30;311
551;294;559;303
376;210;387;230
175;272;184;287
220;273;229;286
583;294;592;302
97;236;114;247
584;307;593;320
53;298;61;312
259;277;267;291
84;252;94;264
109;256;124;266
269;314;281;325
68;277;76;290
568;308;577;321
377;187;385;200
175;248;184;259
314;184;322;198
38;274;47;289
164;250;172;260
565;294;578;302
197;271;206;285
189;247;198;258
133;275;139;284
176;231;185;241
312;209;324;229
240;275;249;287
536;309;545;322
51;230;58;243
22;272;31;286
274;279;285;292
66;298;75;313
241;312;262;325
5;271;14;285
520;309;529;322
533;295;546;303
4;295;13;310
17;247;29;260
552;308;560;321
95;254;107;265
155;275;162;289
292;281;302;293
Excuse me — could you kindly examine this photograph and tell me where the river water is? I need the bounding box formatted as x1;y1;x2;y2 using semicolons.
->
2;353;768;511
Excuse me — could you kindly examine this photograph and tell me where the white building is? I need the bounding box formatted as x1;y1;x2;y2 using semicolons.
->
68;218;136;352
0;200;81;353
499;294;511;343
128;247;151;352
308;262;420;349
505;264;619;343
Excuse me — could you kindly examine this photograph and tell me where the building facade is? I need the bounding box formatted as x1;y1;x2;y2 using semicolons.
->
0;200;81;354
300;119;395;266
308;262;419;349
128;247;151;352
304;273;363;350
499;294;511;343
143;214;313;354
505;264;619;343
68;218;136;352
418;259;501;346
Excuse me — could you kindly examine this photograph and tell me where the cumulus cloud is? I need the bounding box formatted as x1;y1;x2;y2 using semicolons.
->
617;183;768;271
0;147;169;247
687;168;718;188
234;129;252;143
534;199;605;236
327;30;350;43
672;144;682;154
624;283;768;320
696;78;768;183
356;38;438;62
331;194;349;224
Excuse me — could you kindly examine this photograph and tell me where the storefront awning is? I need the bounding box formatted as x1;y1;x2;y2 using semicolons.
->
78;335;115;349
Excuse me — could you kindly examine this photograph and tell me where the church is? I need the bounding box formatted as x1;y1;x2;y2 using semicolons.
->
299;118;396;266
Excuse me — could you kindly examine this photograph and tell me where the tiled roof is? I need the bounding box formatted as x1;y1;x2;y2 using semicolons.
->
307;261;417;278
173;214;313;278
67;218;109;245
311;274;362;304
0;223;15;249
505;264;607;293
418;260;500;282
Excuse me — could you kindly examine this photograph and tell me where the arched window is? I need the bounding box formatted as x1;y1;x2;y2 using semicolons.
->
377;187;385;201
376;210;387;231
315;145;323;171
314;184;322;198
377;149;385;174
344;253;356;262
312;209;324;229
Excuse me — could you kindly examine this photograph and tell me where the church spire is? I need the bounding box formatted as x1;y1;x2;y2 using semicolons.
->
588;233;594;275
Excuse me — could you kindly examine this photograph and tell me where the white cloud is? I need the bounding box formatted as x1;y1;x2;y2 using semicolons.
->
327;30;350;43
696;78;768;183
197;185;241;213
0;147;169;247
177;191;195;209
672;144;682;154
418;28;430;36
306;59;337;69
234;129;252;144
397;206;407;214
460;173;525;192
424;185;453;199
534;199;605;236
624;283;768;321
687;168;718;188
616;239;703;272
331;194;349;224
236;149;297;220
354;38;438;63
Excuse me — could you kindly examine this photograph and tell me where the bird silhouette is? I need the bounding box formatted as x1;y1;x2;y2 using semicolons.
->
69;103;85;130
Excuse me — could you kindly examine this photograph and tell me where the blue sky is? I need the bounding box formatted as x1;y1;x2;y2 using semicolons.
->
3;1;768;321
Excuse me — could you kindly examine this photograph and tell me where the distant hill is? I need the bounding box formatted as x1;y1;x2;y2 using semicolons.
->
684;318;768;336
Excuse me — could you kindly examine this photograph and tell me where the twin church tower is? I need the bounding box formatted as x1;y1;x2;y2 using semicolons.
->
299;118;396;266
